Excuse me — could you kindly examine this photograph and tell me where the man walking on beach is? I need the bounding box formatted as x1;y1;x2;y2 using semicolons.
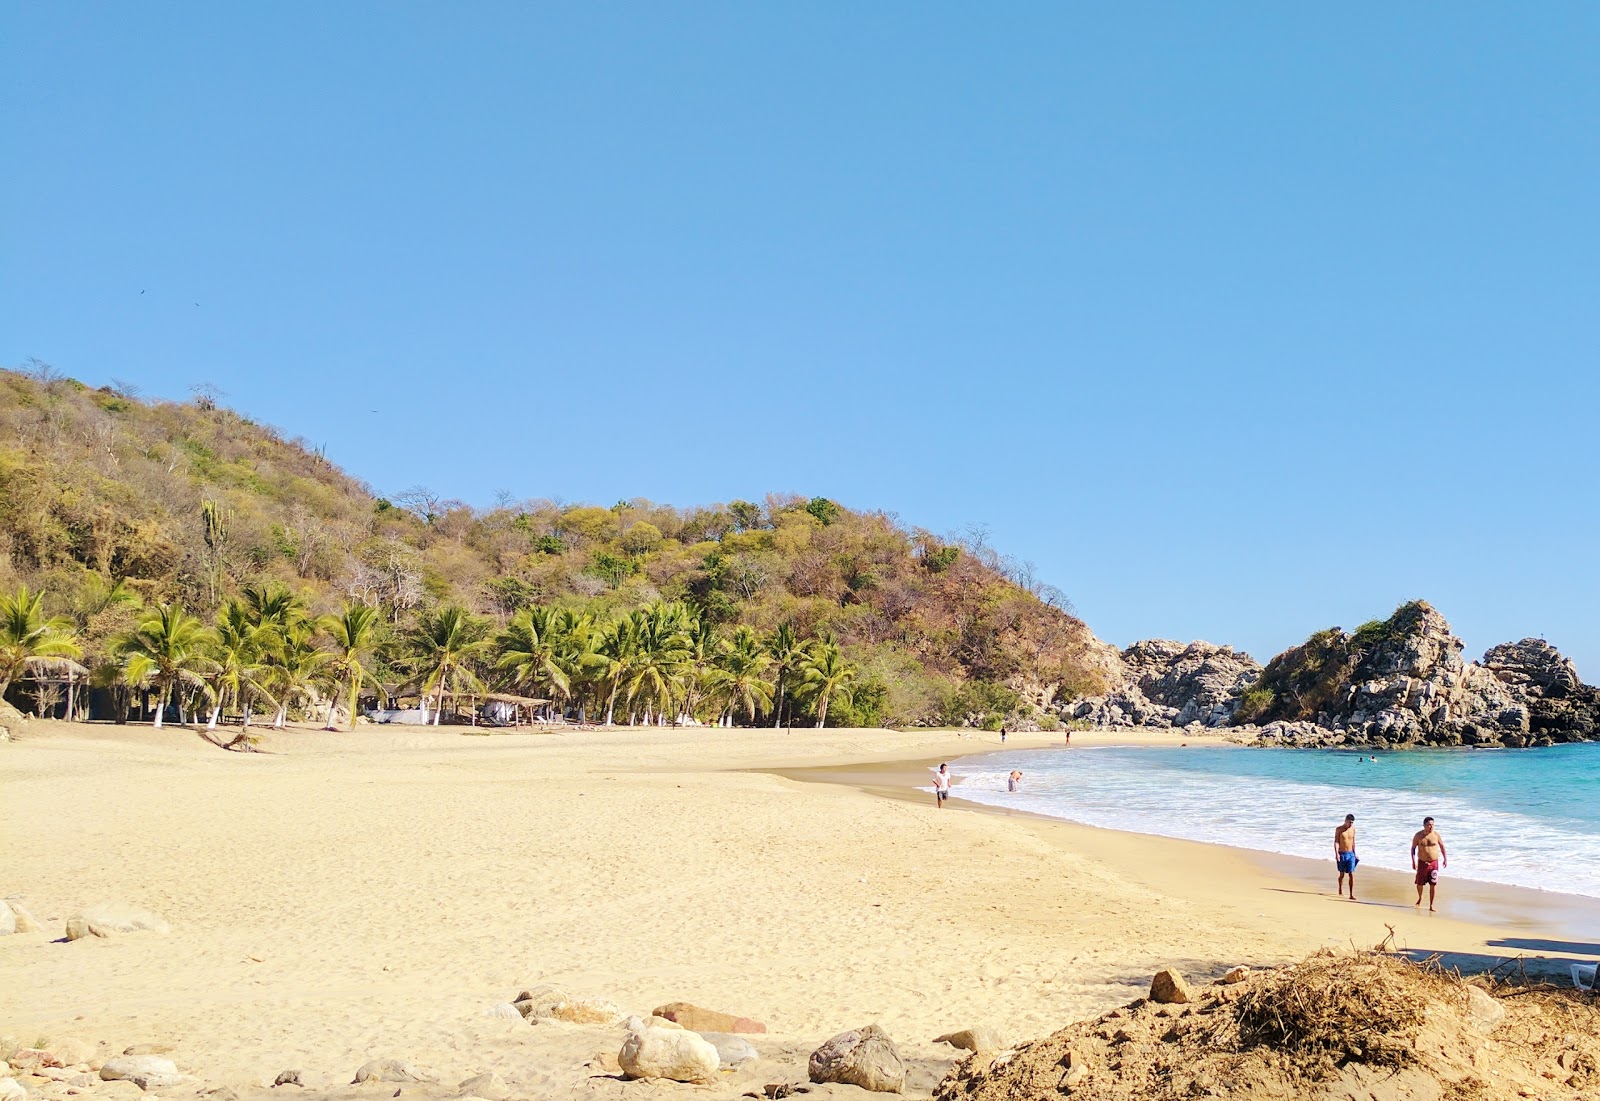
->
1410;816;1447;911
1334;814;1359;900
932;763;951;809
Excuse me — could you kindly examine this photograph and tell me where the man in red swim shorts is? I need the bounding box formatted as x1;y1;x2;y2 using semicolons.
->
1410;816;1447;911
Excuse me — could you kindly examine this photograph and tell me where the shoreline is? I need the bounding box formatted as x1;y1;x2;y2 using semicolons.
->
775;739;1600;976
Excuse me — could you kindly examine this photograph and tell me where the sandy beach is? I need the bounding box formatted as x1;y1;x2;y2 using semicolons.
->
3;722;1594;1100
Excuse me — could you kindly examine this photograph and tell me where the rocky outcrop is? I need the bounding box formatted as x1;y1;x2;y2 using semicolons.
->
1062;640;1260;729
1229;602;1595;748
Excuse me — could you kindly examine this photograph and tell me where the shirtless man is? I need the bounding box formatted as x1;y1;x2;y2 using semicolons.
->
1334;814;1359;900
1410;816;1447;910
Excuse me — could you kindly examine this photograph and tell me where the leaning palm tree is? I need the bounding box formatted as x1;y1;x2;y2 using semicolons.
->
407;605;488;725
766;622;802;729
708;626;773;726
676;612;719;723
495;606;571;715
265;620;331;728
0;585;83;703
594;616;639;727
206;599;277;733
320;602;386;731
115;603;217;728
798;637;857;728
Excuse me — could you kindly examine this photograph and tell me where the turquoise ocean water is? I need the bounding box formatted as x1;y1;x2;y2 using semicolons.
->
951;743;1600;900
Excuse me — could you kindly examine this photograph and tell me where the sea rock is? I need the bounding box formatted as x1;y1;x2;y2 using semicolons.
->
350;1059;428;1084
699;1033;759;1068
99;1055;186;1091
455;1072;509;1099
1149;969;1192;1004
808;1024;905;1094
65;904;170;940
933;1028;1006;1053
617;1026;719;1083
1122;640;1262;727
651;1002;767;1034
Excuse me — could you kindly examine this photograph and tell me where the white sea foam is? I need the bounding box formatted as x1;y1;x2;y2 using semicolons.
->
950;745;1600;900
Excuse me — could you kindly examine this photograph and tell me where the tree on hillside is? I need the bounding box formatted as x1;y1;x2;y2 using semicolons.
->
799;637;857;728
0;585;84;711
115;603;216;728
408;605;488;725
320;602;385;731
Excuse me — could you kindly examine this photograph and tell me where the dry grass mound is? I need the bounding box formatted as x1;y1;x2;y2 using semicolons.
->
936;950;1600;1101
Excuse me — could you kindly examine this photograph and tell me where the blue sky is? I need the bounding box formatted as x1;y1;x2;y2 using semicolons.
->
4;4;1597;672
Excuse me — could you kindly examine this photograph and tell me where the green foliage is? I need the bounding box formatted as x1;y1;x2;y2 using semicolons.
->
923;545;961;573
805;496;842;526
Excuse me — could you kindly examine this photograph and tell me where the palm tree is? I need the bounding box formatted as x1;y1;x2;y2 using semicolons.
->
266;620;330;728
0;585;83;705
115;603;217;728
623;602;694;726
408;605;488;725
677;612;719;723
766;622;802;728
709;626;773;726
240;582;306;632
595;616;638;727
206;599;277;733
319;602;385;731
799;637;857;728
495;606;570;716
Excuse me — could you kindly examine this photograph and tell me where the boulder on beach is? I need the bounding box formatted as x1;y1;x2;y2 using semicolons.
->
699;1032;760;1068
651;1001;767;1034
934;1027;1006;1053
351;1059;429;1084
1149;968;1192;1004
100;1054;187;1090
808;1024;905;1094
455;1071;509;1099
0;1078;25;1101
65;903;170;940
618;1024;719;1083
5;900;42;935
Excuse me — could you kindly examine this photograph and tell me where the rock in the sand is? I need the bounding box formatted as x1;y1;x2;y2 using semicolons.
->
351;1060;429;1085
0;905;14;937
1149;968;1193;1004
808;1024;905;1094
651;1001;767;1034
618;1025;720;1083
0;1078;24;1101
482;1003;521;1021
4;901;40;935
933;1028;1006;1053
1465;987;1505;1034
552;998;623;1025
455;1072;509;1100
1220;966;1251;985
9;1051;64;1073
512;984;568;1019
44;1039;99;1069
272;1071;302;1087
100;1055;187;1091
66;904;169;940
700;1033;759;1068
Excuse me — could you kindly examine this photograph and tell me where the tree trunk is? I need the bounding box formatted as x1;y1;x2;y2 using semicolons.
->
66;675;75;723
772;673;784;728
348;670;360;732
153;683;166;728
816;691;830;728
207;702;221;730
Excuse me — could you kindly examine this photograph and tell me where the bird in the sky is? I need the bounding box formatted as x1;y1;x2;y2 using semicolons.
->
140;290;145;294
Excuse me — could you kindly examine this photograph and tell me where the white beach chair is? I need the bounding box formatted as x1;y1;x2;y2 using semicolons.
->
1573;962;1597;992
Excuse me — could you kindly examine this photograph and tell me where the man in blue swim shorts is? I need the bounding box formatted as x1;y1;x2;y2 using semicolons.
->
1334;813;1359;901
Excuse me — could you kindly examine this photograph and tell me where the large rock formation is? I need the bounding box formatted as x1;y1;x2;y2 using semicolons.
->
1231;601;1595;748
1062;641;1261;729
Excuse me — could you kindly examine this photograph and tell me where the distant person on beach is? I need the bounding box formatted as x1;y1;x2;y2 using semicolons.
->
1411;816;1447;911
1007;769;1023;792
932;763;951;809
1334;814;1359;900
1000;726;1008;743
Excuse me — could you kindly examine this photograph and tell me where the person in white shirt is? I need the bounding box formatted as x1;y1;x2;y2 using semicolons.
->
932;763;951;809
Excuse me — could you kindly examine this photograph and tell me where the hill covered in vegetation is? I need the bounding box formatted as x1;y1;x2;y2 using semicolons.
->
0;365;1111;728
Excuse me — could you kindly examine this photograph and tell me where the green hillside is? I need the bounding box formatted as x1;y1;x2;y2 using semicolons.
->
0;367;1106;728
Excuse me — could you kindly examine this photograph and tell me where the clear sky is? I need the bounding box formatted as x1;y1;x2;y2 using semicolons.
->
4;4;1597;673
